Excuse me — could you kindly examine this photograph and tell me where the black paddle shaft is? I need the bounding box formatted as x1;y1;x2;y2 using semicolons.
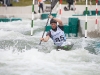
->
39;0;58;45
39;11;52;45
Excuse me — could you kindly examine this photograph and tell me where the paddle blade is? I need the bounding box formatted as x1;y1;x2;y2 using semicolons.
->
51;0;59;9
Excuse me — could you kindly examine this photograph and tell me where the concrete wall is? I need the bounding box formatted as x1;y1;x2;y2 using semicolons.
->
0;6;32;19
1;5;100;18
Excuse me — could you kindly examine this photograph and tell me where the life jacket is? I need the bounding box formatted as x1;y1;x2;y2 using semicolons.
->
50;26;66;46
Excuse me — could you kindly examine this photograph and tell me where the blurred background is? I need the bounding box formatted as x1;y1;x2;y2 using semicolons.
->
0;0;99;7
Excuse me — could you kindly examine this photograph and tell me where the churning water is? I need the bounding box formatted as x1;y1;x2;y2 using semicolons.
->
0;19;100;75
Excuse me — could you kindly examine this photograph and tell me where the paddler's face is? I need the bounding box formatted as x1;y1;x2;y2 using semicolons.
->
50;23;57;29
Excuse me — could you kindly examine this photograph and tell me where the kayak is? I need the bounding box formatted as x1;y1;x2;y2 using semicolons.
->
56;44;74;51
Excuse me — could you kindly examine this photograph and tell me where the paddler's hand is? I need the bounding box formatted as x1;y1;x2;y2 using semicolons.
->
40;38;44;41
48;15;53;19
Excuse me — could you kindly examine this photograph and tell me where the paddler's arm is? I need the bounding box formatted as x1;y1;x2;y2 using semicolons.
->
49;15;63;26
40;35;50;42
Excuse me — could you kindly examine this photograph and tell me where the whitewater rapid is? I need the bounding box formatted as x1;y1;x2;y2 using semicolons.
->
0;19;100;75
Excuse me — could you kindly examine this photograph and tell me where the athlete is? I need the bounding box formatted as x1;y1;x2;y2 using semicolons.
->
38;0;44;13
40;15;73;50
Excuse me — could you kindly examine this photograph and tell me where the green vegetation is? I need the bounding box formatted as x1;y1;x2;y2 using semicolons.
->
11;0;32;6
45;0;96;5
0;0;32;6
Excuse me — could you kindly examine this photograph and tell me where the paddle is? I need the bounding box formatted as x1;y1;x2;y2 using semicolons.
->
39;0;59;45
39;9;52;45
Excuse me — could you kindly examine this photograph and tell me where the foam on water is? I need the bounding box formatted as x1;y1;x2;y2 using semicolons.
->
0;19;100;75
0;48;100;75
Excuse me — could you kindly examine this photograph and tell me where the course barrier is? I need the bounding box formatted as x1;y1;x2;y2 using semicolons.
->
41;13;57;19
0;18;22;22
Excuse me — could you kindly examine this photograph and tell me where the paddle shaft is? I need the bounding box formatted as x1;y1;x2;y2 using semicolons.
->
39;11;52;45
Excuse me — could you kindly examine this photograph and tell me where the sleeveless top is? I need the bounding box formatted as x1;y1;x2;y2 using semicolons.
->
50;26;66;46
